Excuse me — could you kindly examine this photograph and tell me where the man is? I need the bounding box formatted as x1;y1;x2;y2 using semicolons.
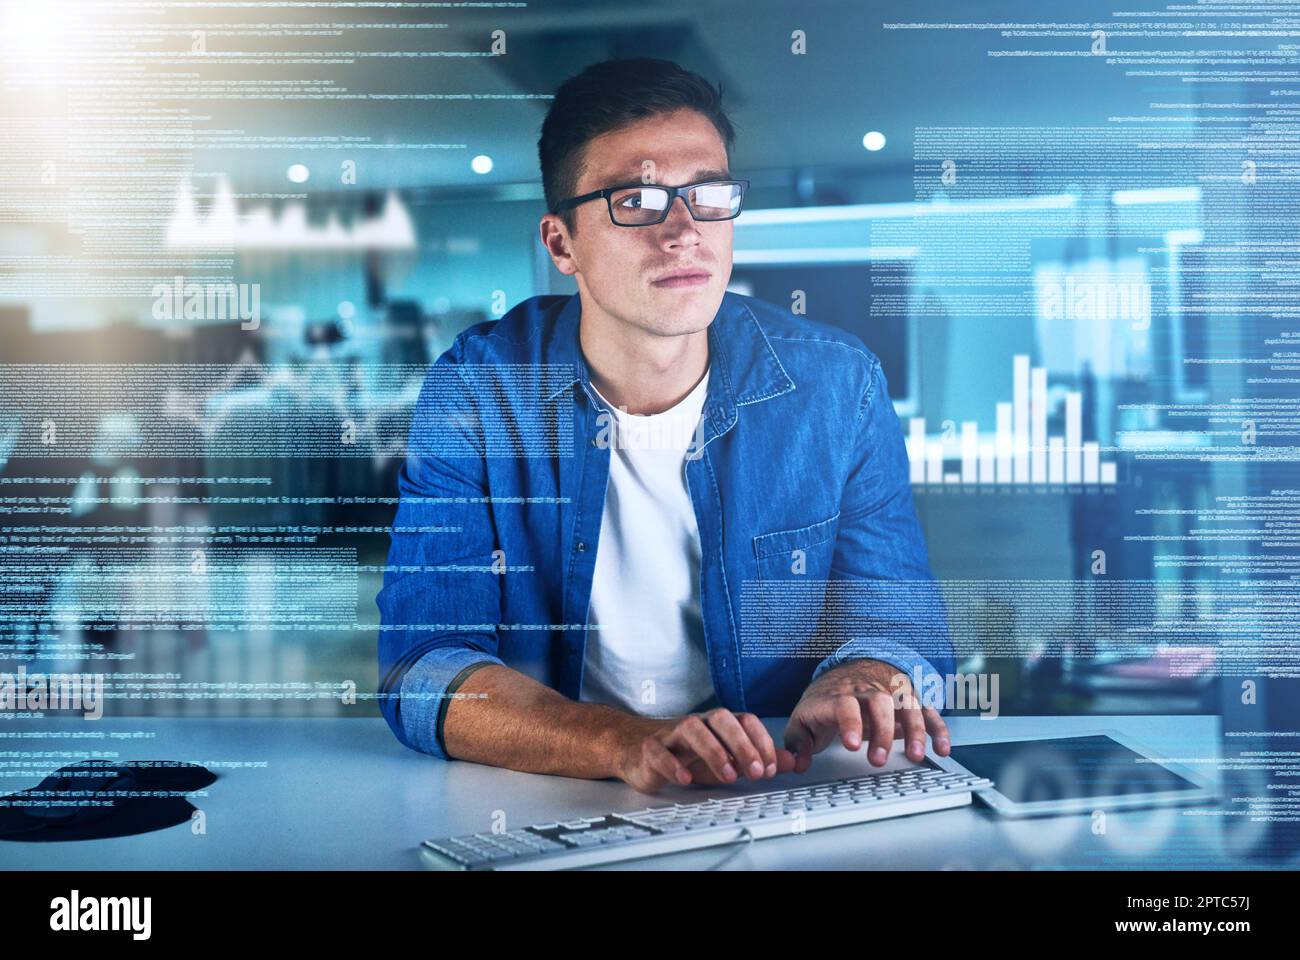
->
378;58;956;794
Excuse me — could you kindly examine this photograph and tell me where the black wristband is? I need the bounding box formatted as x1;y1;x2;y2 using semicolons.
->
435;660;496;758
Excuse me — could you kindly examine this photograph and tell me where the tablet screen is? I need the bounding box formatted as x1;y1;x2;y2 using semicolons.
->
948;735;1200;804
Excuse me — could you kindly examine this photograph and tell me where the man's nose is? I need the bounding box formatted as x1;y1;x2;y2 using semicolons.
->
659;195;701;243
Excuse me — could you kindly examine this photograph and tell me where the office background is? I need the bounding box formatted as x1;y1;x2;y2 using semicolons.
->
0;0;1293;778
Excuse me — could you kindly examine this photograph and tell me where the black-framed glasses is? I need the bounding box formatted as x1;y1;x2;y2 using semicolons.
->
553;179;749;226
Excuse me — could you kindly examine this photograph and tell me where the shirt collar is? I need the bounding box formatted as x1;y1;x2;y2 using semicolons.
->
543;291;795;439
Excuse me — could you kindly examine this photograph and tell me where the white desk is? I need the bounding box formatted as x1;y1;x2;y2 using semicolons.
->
0;714;1278;870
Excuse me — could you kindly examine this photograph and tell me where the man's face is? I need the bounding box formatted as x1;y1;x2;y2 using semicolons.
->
542;107;735;339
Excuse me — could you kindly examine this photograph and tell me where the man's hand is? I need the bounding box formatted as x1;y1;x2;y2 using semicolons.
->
783;659;951;774
615;707;799;794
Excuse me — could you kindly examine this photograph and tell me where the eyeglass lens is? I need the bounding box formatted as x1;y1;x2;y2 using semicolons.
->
608;182;743;224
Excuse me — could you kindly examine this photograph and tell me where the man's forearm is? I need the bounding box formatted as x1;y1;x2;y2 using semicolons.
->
440;664;662;779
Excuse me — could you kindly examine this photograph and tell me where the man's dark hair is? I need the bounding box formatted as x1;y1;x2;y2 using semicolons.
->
538;58;737;234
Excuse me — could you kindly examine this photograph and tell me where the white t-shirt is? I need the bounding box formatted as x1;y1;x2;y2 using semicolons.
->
581;368;720;718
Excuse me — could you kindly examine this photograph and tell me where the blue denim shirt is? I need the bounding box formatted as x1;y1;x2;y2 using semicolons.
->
377;290;955;759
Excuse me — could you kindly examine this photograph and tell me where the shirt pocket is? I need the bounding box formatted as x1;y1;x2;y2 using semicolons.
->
751;512;840;579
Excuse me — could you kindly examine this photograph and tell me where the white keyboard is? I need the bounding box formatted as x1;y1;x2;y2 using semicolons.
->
420;762;993;871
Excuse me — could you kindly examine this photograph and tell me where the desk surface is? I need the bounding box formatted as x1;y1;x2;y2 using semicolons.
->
0;714;1282;870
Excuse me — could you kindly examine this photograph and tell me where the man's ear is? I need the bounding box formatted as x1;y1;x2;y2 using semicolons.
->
540;214;578;277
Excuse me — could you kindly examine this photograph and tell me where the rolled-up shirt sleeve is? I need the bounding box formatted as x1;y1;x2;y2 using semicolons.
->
396;643;502;760
376;342;507;760
814;355;956;708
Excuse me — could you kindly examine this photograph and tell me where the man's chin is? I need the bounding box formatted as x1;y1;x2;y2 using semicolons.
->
643;286;723;332
639;310;716;338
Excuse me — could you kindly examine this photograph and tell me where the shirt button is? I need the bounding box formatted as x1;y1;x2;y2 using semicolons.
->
576;541;587;552
591;436;599;447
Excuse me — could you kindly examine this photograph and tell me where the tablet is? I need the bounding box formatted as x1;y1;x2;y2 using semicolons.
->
946;729;1218;818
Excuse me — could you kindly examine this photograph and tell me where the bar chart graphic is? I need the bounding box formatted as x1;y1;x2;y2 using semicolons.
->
906;355;1116;486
